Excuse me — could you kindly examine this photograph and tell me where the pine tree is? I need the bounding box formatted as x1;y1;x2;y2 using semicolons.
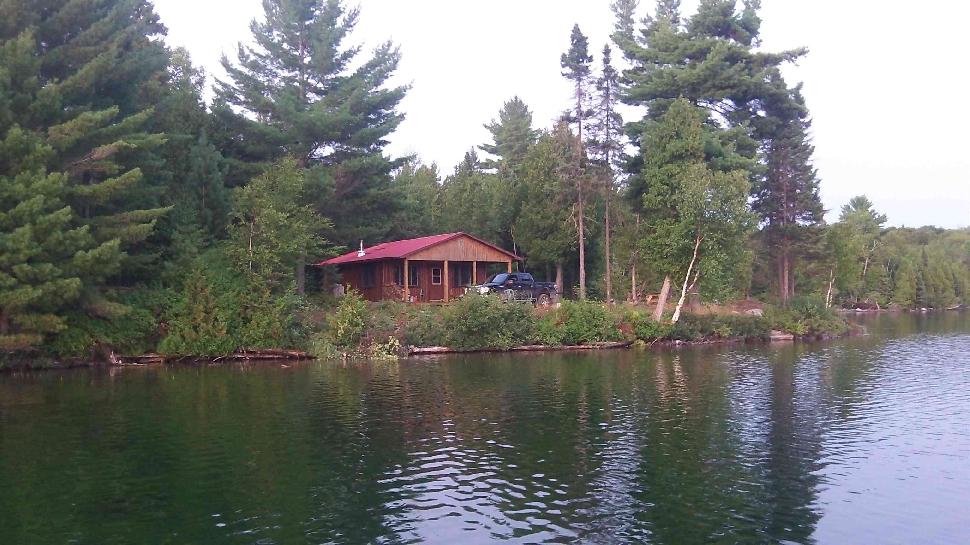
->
635;99;753;322
0;130;121;350
391;160;442;239
215;0;407;247
438;150;505;245
479;97;539;172
619;0;802;157
892;260;918;308
477;97;540;250
514;125;580;292
561;24;595;299
752;89;824;303
588;45;625;303
0;0;170;350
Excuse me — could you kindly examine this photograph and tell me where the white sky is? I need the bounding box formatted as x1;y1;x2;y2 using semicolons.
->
154;0;970;228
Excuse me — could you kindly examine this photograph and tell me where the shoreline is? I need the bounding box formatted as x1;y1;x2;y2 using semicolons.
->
1;330;862;372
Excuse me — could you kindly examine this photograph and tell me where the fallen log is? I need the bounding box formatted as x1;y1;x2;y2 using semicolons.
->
408;341;633;356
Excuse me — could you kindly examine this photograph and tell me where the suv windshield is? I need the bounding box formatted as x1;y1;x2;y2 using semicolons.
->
486;273;509;284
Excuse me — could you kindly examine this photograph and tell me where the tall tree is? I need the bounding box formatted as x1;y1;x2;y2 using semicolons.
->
635;99;753;322
391;160;441;239
0;0;171;349
561;24;594;299
515;125;580;292
215;0;408;249
752;89;824;303
227;158;332;292
478;97;539;251
588;44;625;303
618;0;802;159
438;150;505;244
479;97;539;172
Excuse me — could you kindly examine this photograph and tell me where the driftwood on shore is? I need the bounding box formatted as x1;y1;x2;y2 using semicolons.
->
114;349;312;366
408;341;633;356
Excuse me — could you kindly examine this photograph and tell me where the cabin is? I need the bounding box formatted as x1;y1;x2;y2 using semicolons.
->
318;232;521;302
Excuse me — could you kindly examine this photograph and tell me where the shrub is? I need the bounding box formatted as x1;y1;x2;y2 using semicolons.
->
48;287;174;358
535;312;564;345
325;291;369;348
765;295;848;337
544;301;622;345
404;308;449;347
443;294;534;350
628;311;673;341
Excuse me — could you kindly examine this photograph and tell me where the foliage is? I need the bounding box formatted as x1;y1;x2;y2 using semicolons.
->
227;158;332;290
324;291;369;348
632;98;754;318
765;295;848;337
158;251;308;356
540;300;622;345
404;308;449;347
215;0;407;246
441;294;535;351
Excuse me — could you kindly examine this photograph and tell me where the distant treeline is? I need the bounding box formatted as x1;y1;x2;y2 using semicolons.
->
0;0;966;359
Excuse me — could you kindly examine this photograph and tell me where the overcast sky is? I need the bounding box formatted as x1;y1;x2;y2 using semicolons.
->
153;0;969;228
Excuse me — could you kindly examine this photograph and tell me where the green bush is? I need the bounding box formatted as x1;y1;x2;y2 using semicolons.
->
404;308;449;347
666;314;770;341
443;294;535;350
48;287;174;358
535;312;565;345
628;311;673;341
159;270;237;356
551;300;622;345
325;291;369;348
765;295;848;337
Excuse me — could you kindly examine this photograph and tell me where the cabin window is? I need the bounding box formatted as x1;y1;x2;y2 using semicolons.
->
361;265;376;288
453;264;472;287
392;263;403;286
409;265;419;287
431;267;442;285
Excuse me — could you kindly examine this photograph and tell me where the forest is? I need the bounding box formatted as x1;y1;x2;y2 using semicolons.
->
0;0;967;361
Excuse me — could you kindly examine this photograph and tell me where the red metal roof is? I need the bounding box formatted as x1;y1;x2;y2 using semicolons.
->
318;232;520;266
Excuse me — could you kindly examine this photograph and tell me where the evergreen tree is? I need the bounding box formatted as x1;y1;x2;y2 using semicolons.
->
215;0;408;246
0;0;171;351
611;0;640;52
561;24;595;299
618;0;802;163
227;159;332;291
514;125;580;292
752;90;824;303
0;132;121;350
635;98;753;322
391;160;442;239
477;97;539;250
588;44;625;303
479;97;539;172
438;150;505;244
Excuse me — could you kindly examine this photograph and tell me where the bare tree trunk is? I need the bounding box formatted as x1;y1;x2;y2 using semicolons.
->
671;233;703;324
631;213;640;304
577;193;586;300
604;190;612;303
779;244;790;305
248;219;255;273
555;262;564;296
825;268;835;308
630;263;637;304
296;254;306;295
652;276;671;322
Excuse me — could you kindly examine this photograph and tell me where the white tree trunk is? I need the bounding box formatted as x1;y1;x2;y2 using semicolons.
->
671;234;702;324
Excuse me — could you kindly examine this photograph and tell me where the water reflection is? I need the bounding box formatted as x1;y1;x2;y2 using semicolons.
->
0;313;967;544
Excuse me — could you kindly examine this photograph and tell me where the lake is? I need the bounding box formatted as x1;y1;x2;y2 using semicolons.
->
1;313;967;544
